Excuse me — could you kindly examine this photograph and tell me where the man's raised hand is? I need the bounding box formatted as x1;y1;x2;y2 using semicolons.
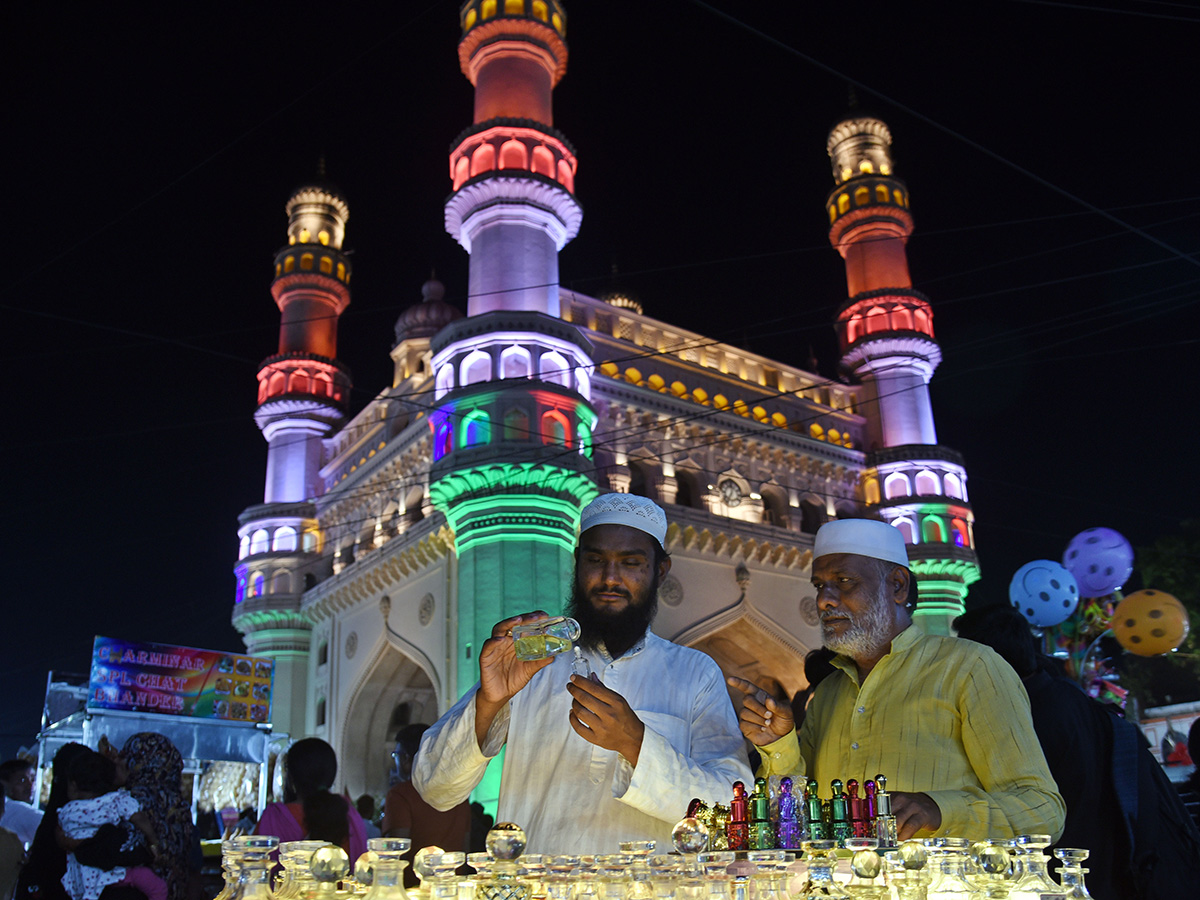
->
726;675;795;746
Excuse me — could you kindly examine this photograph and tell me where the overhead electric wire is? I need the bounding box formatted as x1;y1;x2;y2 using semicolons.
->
688;0;1200;274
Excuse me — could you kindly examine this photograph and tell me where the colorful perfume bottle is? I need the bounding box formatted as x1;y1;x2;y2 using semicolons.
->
727;781;749;851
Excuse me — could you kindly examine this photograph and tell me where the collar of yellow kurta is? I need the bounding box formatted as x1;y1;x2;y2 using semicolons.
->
828;624;921;686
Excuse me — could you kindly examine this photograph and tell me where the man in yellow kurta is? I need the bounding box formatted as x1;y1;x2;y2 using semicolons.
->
729;519;1065;841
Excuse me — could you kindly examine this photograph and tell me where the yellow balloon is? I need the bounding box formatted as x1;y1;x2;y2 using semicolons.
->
1112;589;1190;656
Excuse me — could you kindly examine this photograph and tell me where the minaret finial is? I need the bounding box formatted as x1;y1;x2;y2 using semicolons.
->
847;84;859;110
317;154;326;181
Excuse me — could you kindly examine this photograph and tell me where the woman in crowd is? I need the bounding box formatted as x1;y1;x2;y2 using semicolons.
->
255;739;365;861
15;743;90;900
110;735;196;900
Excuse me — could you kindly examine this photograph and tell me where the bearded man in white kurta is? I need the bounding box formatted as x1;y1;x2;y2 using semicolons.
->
413;494;752;854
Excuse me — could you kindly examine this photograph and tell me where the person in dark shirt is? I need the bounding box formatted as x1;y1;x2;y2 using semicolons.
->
954;604;1134;900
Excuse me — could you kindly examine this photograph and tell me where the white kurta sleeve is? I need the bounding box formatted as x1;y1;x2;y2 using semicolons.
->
613;656;752;823
412;683;511;811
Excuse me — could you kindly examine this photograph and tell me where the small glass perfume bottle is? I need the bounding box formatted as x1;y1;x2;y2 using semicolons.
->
512;617;581;661
571;646;592;678
727;781;749;851
776;777;801;850
1052;848;1093;899
478;823;530;900
872;775;897;849
748;778;773;850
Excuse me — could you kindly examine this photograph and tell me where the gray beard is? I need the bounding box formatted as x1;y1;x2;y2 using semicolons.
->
821;589;895;659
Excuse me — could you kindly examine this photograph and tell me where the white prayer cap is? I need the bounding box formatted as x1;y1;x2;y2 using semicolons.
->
580;493;668;549
813;518;909;568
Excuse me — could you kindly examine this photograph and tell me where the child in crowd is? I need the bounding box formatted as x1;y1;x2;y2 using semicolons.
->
57;750;166;900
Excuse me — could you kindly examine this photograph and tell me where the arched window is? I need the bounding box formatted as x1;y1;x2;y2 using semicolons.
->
531;145;554;178
470;143;496;177
250;529;269;555
319;256;333;274
893;189;905;206
557;159;574;192
531;1;549;23
299;229;310;243
575;366;590;398
318;230;329;246
239;535;250;559
923;517;946;543
302;531;318;552
884;473;911;499
894;519;915;544
866;306;888;334
268;370;286;397
629;460;655;500
891;306;914;330
454;156;470;190
864;477;881;505
876;184;889;202
300;253;314;270
273;526;297;552
315;698;326;727
799;497;827;534
435;422;453;460
462;410;491;447
235;576;246;604
760;487;788;528
914;307;932;335
943;472;963;499
284;255;295;273
250;572;265;598
501;345;532;379
272;570;291;594
855;186;870;206
481;0;497;19
436;364;455;397
504;407;530;441
504;0;523;13
313;371;331;397
498;139;528;170
838;193;850;214
461;349;492;386
539;350;570;387
951;518;970;548
287;371;309;394
914;470;940;495
845;314;863;344
541;409;570;447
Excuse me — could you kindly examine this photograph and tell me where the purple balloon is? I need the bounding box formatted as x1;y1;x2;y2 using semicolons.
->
1062;527;1133;597
1009;559;1080;627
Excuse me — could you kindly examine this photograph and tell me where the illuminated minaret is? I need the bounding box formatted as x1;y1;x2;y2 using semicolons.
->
232;181;353;733
429;1;596;803
825;112;980;633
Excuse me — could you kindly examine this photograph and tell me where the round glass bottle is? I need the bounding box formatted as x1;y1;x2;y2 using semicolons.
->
363;838;413;900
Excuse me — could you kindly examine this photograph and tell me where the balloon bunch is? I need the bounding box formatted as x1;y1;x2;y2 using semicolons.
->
1007;527;1190;700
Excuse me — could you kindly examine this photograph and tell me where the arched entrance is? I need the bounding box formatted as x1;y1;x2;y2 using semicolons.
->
338;642;438;801
688;617;814;712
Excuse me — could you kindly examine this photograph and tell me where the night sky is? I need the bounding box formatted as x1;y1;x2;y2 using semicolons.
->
5;1;1199;757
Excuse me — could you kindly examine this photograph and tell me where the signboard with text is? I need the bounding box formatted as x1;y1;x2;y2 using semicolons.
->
88;636;273;723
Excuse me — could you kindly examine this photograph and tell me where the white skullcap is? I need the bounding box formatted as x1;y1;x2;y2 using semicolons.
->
579;493;668;549
814;518;910;568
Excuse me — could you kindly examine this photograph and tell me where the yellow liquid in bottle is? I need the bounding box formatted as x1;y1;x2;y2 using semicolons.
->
513;633;573;661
